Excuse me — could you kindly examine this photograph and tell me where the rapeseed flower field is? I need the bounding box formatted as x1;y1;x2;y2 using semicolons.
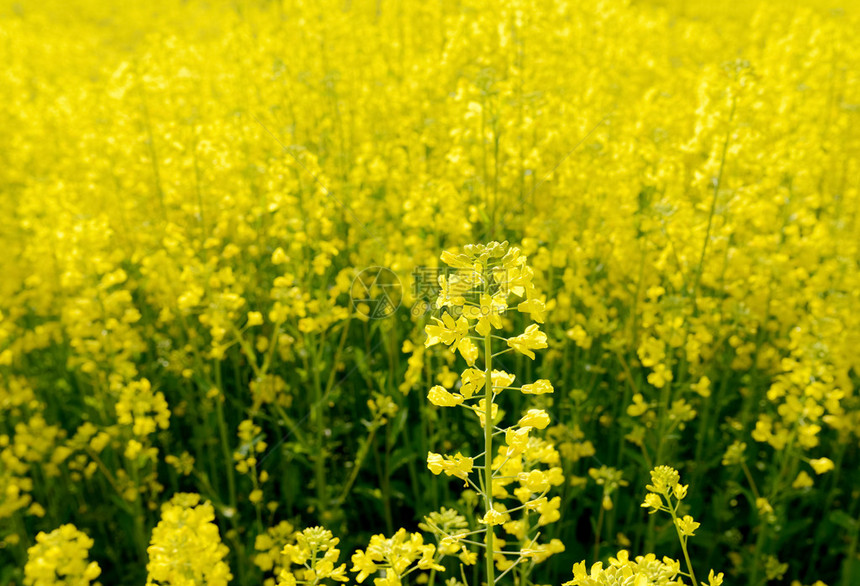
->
1;0;858;585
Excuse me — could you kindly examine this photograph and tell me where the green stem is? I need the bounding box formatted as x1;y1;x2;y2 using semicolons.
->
749;520;767;586
593;498;605;564
382;423;394;534
307;333;328;508
214;363;237;510
483;329;496;586
665;493;699;586
740;459;761;502
841;514;859;586
691;98;736;313
335;423;379;505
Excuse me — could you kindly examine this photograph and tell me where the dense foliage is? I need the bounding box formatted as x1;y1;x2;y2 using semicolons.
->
1;0;858;585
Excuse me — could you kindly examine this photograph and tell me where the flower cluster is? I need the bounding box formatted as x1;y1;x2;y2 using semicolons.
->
24;525;101;586
423;241;563;581
564;551;684;586
254;521;296;586
351;529;442;586
278;527;348;586
146;493;232;586
565;468;726;586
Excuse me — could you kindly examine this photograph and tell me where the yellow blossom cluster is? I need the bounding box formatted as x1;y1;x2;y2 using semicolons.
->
351;529;442;586
254;520;297;584
278;527;348;586
423;242;566;581
146;493;232;586
24;525;101;586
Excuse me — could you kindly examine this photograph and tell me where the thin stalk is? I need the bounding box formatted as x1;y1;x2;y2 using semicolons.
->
691;99;736;312
665;493;699;586
137;81;167;221
214;363;237;510
382;424;394;534
307;334;328;507
483;329;496;586
593;499;605;564
740;459;761;502
335;423;379;505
